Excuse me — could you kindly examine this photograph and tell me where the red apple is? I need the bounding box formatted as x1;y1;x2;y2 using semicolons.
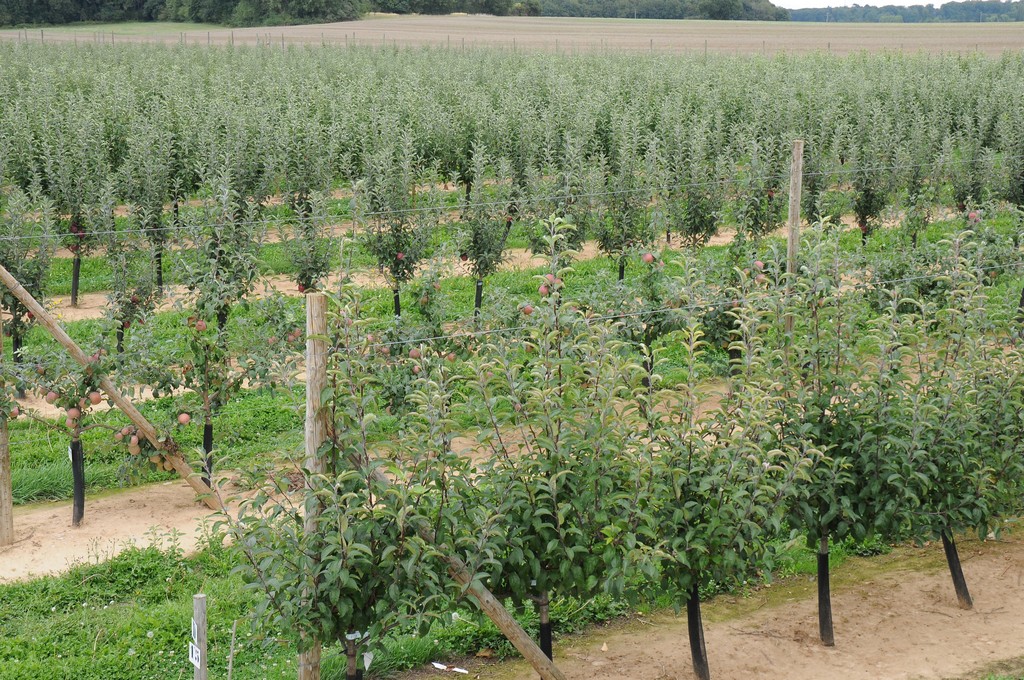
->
412;365;421;375
178;413;191;425
65;418;76;429
195;320;207;332
642;252;655;264
129;435;139;446
755;274;767;284
9;407;19;419
130;294;140;304
539;284;550;296
446;352;456;362
297;283;307;293
968;211;979;222
45;391;58;404
754;260;765;271
67;407;81;420
522;304;534;316
35;364;45;375
114;432;124;442
545;273;556;285
396;252;405;261
460;253;468;262
268;336;278;345
26;311;34;320
409;348;421;359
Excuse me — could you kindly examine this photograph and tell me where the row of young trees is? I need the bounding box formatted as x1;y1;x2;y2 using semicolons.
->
232;218;1024;679
3;43;1024;284
0;177;312;531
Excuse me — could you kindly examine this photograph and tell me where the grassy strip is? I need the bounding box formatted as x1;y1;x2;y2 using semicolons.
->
8;388;304;505
0;529;888;680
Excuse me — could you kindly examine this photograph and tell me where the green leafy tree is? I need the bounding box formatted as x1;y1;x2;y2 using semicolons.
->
354;133;439;318
0;189;56;396
458;148;516;319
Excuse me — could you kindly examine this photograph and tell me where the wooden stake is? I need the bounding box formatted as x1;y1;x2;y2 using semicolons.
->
0;263;220;510
193;594;208;680
0;315;12;546
298;293;328;680
786;139;805;336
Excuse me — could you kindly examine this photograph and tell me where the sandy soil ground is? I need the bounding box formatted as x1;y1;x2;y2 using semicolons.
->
0;479;228;583
440;531;1024;680
3;17;1023;57
39;239;606;324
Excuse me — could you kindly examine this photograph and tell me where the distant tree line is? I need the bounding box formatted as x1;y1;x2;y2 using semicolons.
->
1;0;786;26
0;0;536;26
541;0;788;20
792;0;1024;22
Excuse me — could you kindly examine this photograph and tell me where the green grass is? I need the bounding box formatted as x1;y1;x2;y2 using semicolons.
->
0;526;913;680
8;388;305;505
0;537;629;680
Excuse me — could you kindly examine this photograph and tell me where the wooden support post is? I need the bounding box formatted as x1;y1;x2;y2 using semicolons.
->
786;139;805;336
0;264;220;510
0;316;13;547
298;293;328;680
193;594;208;680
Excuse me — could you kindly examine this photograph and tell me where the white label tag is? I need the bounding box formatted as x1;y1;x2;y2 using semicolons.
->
189;642;201;668
363;652;374;671
191;618;198;643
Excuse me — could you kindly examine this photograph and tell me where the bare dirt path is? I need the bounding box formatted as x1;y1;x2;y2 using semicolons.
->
0;479;230;583
5;17;1024;57
460;531;1024;680
40;240;607;323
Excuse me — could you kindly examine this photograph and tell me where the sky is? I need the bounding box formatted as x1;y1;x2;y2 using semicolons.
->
773;0;945;7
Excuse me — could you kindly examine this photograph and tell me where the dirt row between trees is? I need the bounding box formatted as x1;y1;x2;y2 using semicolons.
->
5;16;1024;57
5;474;1023;680
416;531;1024;680
44;239;608;323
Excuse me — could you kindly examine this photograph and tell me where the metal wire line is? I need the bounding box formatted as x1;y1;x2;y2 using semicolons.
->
0;152;1018;244
329;258;1024;355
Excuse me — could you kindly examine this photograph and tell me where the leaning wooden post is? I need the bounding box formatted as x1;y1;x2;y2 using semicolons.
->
318;298;566;680
0;263;221;510
298;293;328;680
0;315;13;546
785;139;805;336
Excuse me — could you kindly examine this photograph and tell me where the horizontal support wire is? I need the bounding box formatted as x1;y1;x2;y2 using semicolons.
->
0;152;1018;244
325;258;1024;356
